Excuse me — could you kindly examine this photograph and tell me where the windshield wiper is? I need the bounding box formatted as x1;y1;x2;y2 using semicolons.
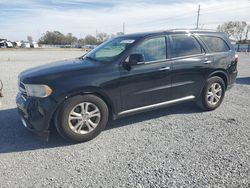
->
85;56;97;61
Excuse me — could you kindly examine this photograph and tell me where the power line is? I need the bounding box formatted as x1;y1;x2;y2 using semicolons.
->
128;4;250;29
56;4;250;35
201;5;250;15
128;10;196;27
93;12;194;32
200;20;250;26
126;4;250;31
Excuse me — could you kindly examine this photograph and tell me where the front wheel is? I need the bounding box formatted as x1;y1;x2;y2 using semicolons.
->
196;76;226;111
55;94;109;142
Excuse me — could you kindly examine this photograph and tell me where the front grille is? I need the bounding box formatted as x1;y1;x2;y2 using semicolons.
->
18;81;27;95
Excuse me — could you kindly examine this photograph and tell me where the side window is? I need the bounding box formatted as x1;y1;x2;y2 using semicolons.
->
200;36;230;53
133;37;166;62
170;35;202;58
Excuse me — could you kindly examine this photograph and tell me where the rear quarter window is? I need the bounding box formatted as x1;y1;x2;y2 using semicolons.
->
200;36;230;53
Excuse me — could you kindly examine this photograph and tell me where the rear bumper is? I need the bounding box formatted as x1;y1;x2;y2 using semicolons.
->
227;70;238;90
16;93;57;139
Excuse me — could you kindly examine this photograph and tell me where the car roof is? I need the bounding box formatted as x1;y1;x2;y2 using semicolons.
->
122;29;222;38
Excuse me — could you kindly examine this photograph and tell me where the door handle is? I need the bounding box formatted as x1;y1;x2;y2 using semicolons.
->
159;66;170;71
204;58;212;64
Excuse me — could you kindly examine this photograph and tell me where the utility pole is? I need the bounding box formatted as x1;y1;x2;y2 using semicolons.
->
196;4;200;29
123;22;125;34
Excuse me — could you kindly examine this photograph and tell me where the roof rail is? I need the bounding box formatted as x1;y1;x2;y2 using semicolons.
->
167;29;217;32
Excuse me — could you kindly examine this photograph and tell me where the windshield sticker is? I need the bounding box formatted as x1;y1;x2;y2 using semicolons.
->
120;40;135;44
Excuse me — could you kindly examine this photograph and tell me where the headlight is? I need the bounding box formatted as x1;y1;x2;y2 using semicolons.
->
24;84;53;98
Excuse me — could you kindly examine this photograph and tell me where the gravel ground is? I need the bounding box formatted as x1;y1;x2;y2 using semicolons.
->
0;49;249;187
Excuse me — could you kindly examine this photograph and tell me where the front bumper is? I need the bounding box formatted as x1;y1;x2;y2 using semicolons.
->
16;93;57;140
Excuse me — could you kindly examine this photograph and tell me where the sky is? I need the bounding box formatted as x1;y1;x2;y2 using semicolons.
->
0;0;250;41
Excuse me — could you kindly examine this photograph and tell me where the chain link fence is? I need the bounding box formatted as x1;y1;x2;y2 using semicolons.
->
233;44;250;52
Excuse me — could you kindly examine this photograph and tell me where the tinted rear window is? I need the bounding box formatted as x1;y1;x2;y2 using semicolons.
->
170;35;202;58
200;36;230;53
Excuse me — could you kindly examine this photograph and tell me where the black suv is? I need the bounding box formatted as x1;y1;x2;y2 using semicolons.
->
16;29;238;142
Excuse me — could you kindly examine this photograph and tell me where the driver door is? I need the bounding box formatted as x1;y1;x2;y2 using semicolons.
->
119;36;172;113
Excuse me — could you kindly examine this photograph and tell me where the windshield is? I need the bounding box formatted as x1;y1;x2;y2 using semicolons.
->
86;37;137;62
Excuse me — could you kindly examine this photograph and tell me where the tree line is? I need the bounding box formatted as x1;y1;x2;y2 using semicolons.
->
37;21;250;45
38;31;124;45
217;21;250;43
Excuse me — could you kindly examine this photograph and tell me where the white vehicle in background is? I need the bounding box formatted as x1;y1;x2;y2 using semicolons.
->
0;40;13;48
6;41;13;48
21;42;30;48
0;40;5;48
13;41;22;48
82;44;97;52
30;41;39;48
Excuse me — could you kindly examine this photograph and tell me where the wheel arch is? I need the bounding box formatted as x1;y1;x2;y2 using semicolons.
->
208;70;228;89
197;70;228;98
50;87;116;130
196;70;228;111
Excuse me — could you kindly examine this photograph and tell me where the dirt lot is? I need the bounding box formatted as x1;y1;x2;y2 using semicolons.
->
0;49;249;187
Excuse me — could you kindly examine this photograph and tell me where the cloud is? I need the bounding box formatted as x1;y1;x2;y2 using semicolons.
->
0;0;250;40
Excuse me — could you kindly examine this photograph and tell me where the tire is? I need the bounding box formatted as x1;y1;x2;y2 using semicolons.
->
55;94;109;142
196;76;225;111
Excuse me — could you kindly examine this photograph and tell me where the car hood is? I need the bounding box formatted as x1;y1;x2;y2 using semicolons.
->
19;57;98;82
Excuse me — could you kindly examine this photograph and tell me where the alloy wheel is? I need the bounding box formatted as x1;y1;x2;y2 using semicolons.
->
207;83;222;106
68;102;101;134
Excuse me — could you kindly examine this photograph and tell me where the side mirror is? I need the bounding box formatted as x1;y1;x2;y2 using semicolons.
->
129;53;145;65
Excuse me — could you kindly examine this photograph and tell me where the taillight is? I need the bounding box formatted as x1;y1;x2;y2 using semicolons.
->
234;54;239;63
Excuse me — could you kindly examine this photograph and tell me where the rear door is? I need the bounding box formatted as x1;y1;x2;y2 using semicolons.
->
169;34;209;99
198;34;236;84
119;36;172;112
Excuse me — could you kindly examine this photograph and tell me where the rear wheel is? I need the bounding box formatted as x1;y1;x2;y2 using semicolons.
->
196;76;225;111
55;94;109;142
